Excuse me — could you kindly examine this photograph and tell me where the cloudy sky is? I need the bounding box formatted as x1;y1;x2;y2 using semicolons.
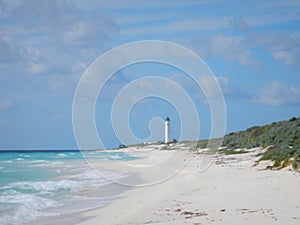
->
0;0;299;149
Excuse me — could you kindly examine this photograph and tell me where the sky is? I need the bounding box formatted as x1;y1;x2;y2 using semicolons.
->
0;0;300;150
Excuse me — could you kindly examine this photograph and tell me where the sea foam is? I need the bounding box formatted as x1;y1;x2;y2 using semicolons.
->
0;151;135;225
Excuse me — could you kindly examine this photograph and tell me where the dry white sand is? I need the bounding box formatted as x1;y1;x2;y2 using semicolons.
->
76;145;300;225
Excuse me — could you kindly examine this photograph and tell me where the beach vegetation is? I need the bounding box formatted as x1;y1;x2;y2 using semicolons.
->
118;144;127;148
218;148;249;155
161;146;169;150
222;117;300;171
195;140;208;149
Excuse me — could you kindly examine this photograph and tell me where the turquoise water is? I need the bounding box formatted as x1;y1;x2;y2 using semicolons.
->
0;151;136;225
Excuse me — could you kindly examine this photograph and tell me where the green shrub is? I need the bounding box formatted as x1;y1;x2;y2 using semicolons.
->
219;148;249;155
222;117;300;171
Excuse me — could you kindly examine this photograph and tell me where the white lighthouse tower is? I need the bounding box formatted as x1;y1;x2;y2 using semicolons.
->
164;117;170;144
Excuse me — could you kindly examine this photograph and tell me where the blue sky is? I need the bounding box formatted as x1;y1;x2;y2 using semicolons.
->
0;0;300;149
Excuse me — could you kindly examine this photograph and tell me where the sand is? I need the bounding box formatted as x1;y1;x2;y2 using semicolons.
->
76;145;300;225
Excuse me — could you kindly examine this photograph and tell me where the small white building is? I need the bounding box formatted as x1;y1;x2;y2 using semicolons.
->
164;117;170;144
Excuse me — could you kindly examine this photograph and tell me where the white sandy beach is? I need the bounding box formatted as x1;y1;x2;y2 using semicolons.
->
76;145;300;225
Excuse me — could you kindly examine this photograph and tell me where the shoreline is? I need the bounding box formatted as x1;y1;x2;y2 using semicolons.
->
74;146;300;225
39;175;142;225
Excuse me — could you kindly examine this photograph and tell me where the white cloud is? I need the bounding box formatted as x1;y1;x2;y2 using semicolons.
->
248;32;300;66
0;100;12;110
210;35;258;67
72;0;217;10
168;73;234;103
190;28;300;68
48;75;68;92
230;17;250;32
5;0;118;47
193;35;262;68
273;49;300;65
121;17;230;37
0;36;21;63
217;76;231;95
114;12;177;26
0;0;6;15
61;13;118;46
0;0;119;66
253;81;300;106
0;0;120;97
52;113;65;121
10;0;78;30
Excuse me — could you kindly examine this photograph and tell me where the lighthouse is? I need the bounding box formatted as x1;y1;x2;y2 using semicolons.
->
164;117;170;144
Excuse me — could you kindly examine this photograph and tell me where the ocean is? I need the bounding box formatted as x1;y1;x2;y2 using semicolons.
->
0;150;137;225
